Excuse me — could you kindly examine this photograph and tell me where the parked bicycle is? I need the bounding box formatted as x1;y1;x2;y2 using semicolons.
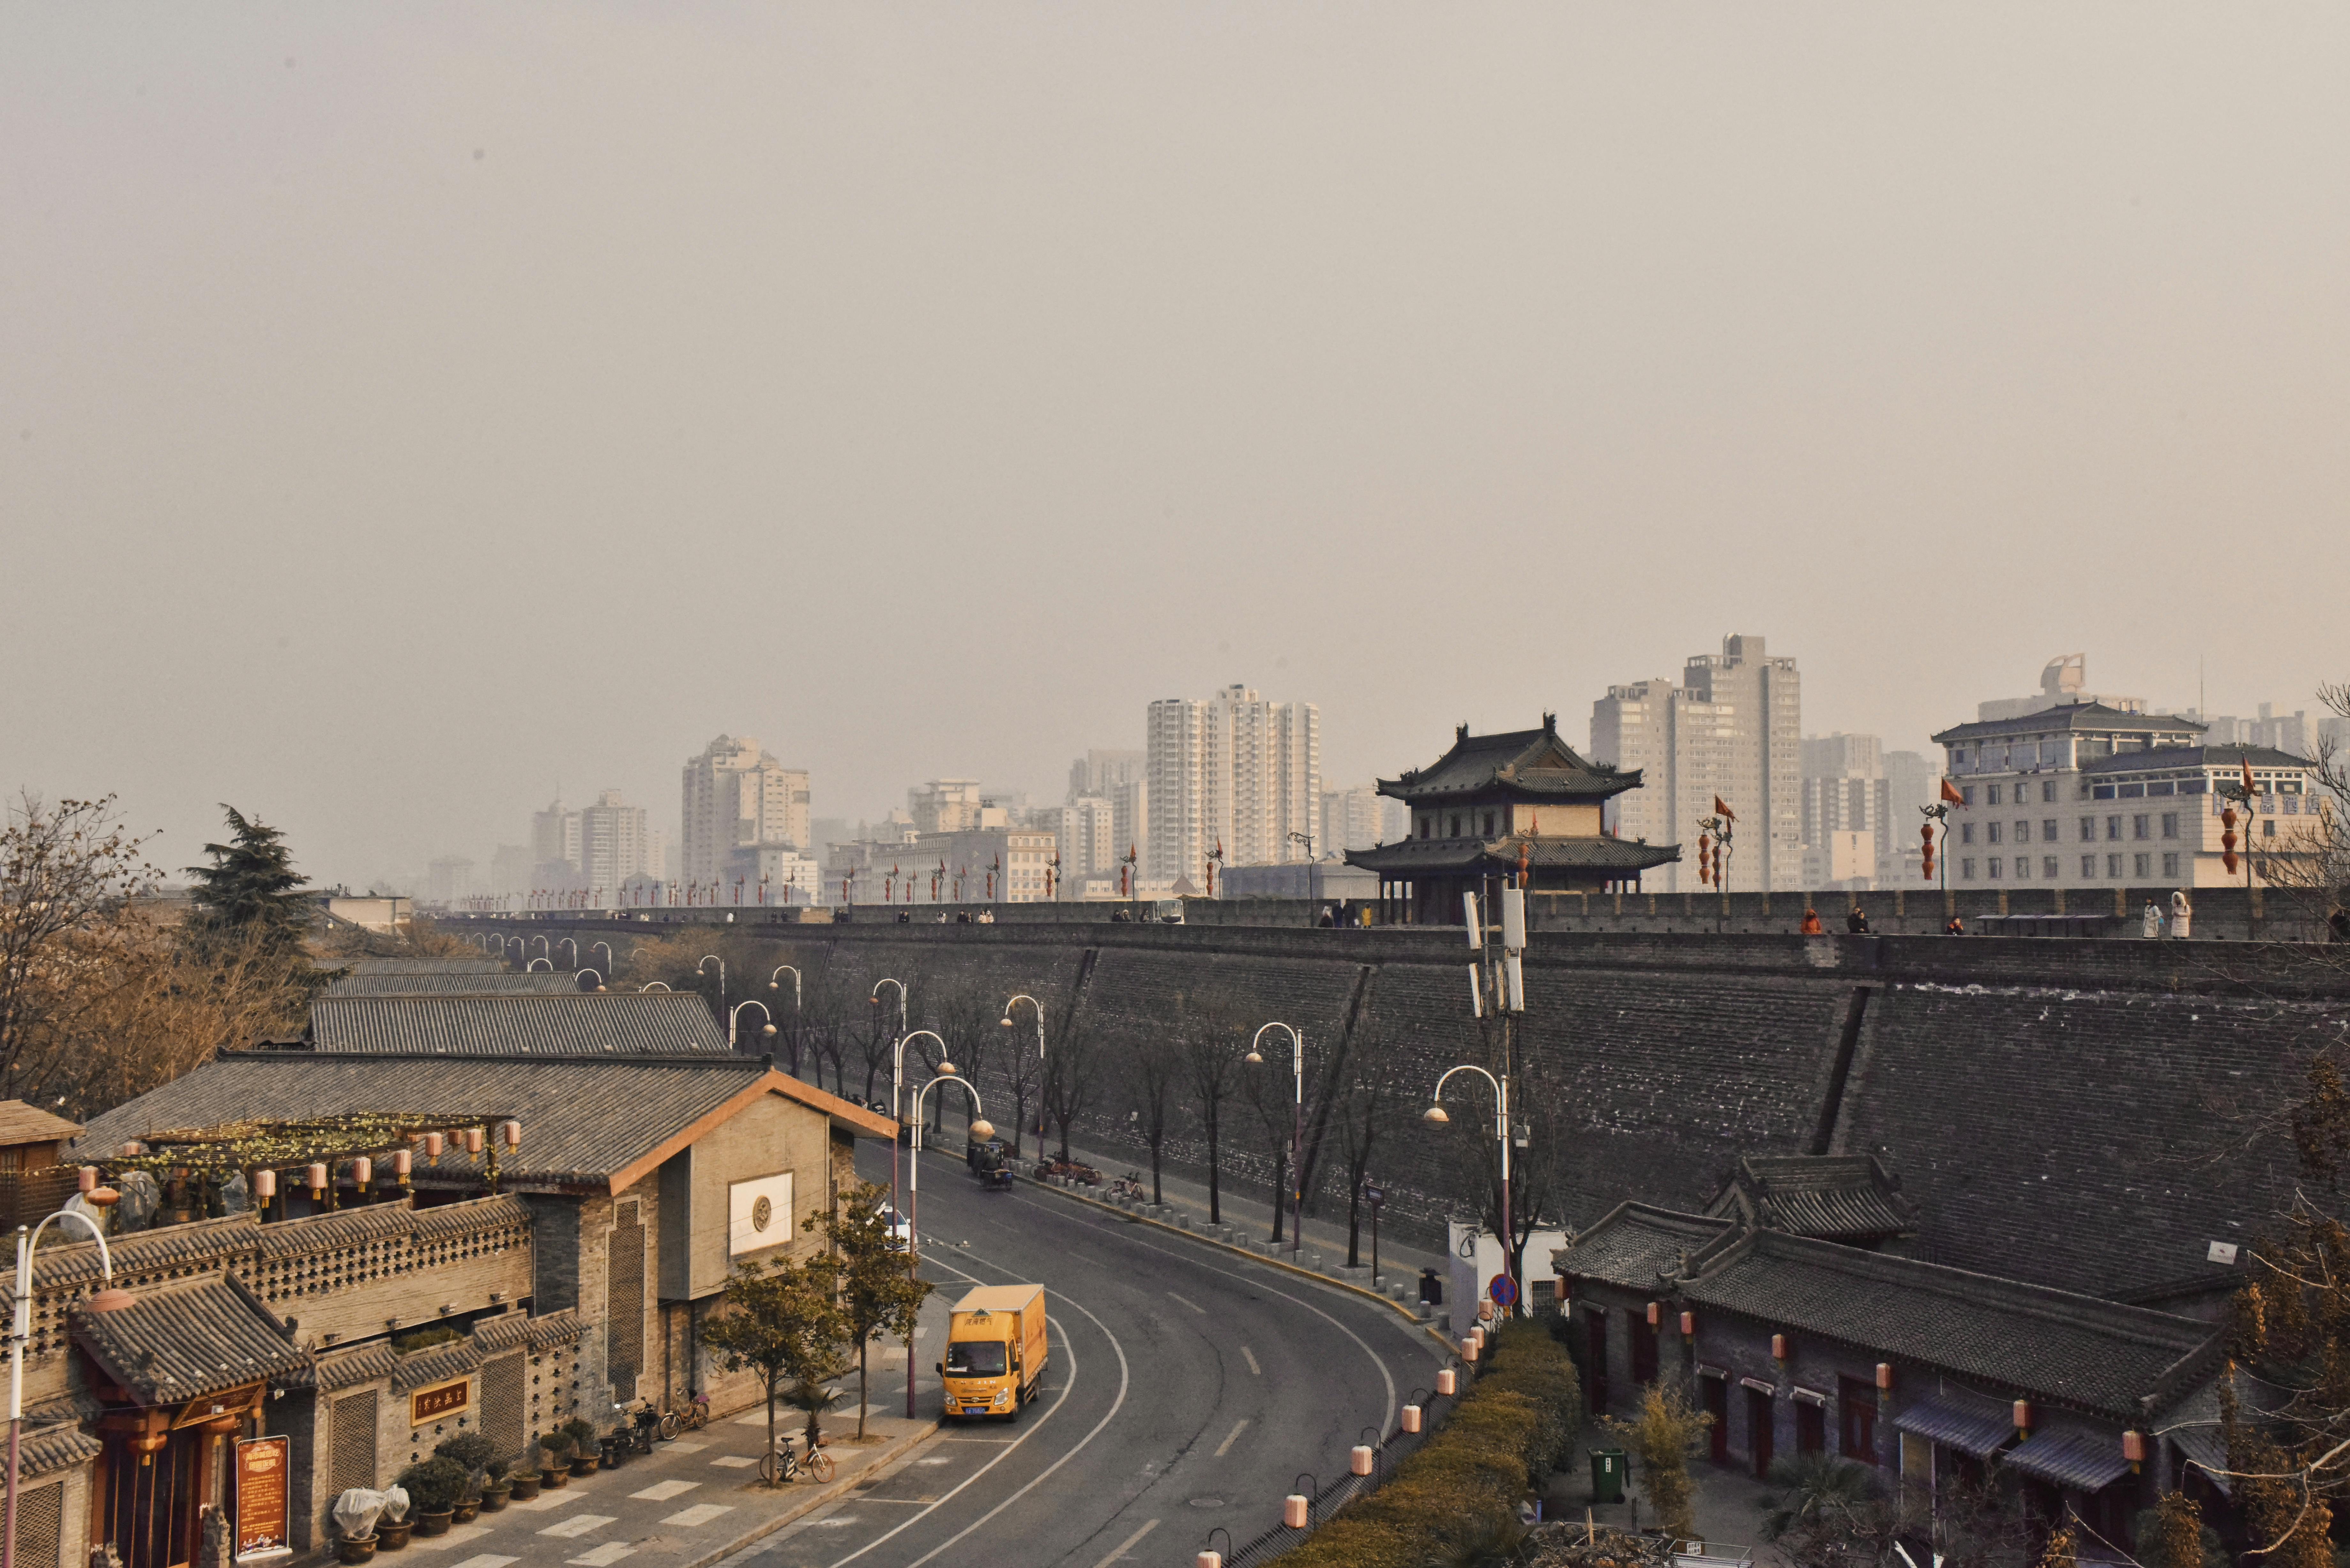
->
759;1434;837;1485
661;1393;710;1438
1109;1171;1147;1201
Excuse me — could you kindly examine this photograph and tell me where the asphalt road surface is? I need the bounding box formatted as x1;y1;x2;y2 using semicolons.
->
721;1142;1446;1568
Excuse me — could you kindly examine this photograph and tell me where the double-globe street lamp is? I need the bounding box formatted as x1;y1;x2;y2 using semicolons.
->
871;978;911;1237
1244;1022;1306;1261
900;1067;990;1418
8;1204;130;1568
729;1000;775;1051
767;966;804;1076
1422;1063;1515;1315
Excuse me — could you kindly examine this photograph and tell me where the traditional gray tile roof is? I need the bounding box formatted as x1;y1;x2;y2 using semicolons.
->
1551;1203;1736;1290
306;993;729;1055
1931;704;2205;745
74;1053;891;1194
1893;1397;2017;1457
1679;1228;2219;1419
2004;1427;2134;1491
325;958;509;976
73;1274;310;1403
391;1337;481;1390
1378;720;1641;804
1346;835;1679;876
0;1100;82;1146
17;1423;101;1479
1703;1155;1915;1244
2079;745;2312;775
321;972;583;997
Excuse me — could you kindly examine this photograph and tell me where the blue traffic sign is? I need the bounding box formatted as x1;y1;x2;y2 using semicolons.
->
1488;1273;1518;1307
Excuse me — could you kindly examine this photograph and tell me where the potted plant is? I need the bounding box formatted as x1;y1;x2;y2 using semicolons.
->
376;1487;412;1551
537;1432;572;1488
561;1418;601;1475
331;1489;382;1565
394;1457;467;1537
478;1459;512;1512
507;1461;542;1503
435;1435;495;1522
601;1425;632;1469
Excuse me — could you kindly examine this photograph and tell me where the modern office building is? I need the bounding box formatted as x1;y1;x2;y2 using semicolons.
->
1318;785;1388;857
1145;685;1320;884
1589;635;1801;891
680;735;811;889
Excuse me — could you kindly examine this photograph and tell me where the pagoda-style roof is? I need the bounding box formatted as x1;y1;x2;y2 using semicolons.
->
1346;835;1679;877
1377;715;1640;805
1930;702;2204;746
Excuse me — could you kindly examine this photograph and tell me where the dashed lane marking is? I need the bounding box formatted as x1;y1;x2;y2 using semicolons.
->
1241;1346;1260;1376
1213;1420;1249;1458
1088;1518;1161;1567
1167;1292;1205;1314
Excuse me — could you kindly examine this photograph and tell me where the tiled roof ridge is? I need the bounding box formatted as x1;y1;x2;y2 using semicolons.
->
17;1423;102;1479
216;1046;764;1066
1694;1229;2213;1350
26;1213;258;1287
391;1336;482;1389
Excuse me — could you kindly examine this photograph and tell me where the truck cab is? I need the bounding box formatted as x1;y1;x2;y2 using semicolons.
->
938;1284;1047;1422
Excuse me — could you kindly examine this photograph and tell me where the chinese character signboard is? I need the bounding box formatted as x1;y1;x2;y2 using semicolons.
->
410;1378;470;1425
234;1436;292;1561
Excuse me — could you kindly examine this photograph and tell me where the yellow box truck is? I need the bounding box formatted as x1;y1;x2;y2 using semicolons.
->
938;1284;1048;1422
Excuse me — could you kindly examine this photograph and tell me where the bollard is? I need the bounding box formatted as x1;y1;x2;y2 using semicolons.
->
1436;1368;1457;1396
1400;1404;1422;1433
1283;1494;1309;1529
1351;1445;1374;1477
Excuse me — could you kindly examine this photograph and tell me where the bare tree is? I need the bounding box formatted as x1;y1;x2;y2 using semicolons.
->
1124;1029;1181;1204
1329;1018;1408;1268
1243;1044;1298;1245
1175;999;1247;1225
0;795;162;1093
999;1000;1047;1163
1040;999;1104;1164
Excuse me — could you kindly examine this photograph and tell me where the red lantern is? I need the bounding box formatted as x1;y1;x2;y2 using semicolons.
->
464;1126;486;1156
1920;823;1936;882
253;1168;276;1202
1771;1332;1789;1360
1697;834;1713;885
1680;1310;1695;1337
1646;1300;1662;1327
392;1148;412;1185
2122;1429;2146;1466
2013;1399;2033;1432
2222;806;2239;874
1875;1361;1893;1390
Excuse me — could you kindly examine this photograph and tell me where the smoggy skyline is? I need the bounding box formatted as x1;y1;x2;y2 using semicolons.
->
5;6;2346;886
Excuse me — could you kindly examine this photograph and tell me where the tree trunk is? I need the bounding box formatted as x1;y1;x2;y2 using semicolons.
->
1270;1148;1285;1243
1010;1089;1025;1162
856;1341;869;1441
1147;1135;1164;1205
1346;1185;1361;1268
766;1379;778;1485
1206;1110;1221;1225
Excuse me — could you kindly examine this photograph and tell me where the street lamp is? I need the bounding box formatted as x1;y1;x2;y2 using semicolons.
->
590;941;613;975
638;981;671;992
729;999;777;1051
1002;995;1046;1159
9;1204;130;1568
1423;1063;1514;1313
901;1068;991;1419
1289;830;1317;908
768;967;804;1075
872;979;911;1223
557;937;578;969
578;968;605;991
697;954;726;1015
1245;1022;1306;1261
526;957;553;972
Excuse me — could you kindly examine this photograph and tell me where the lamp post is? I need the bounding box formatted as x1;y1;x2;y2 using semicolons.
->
1001;994;1047;1160
697;954;726;1016
578;968;604;991
768;967;803;1075
1244;1022;1305;1261
2219;762;2264;938
902;1067;990;1419
526;957;553;972
531;935;550;961
590;941;613;975
872;979;910;1224
638;981;671;992
729;999;776;1052
9;1206;129;1568
1289;831;1317;908
1423;1064;1513;1313
557;937;578;969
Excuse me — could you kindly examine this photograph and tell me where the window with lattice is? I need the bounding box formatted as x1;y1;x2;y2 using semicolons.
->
15;1481;61;1568
331;1391;379;1495
481;1353;525;1464
607;1201;645;1400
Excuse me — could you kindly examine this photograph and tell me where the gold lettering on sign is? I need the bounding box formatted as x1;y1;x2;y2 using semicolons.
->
235;1436;292;1559
410;1379;470;1424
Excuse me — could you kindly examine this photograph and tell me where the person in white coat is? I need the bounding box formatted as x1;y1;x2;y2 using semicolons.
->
2170;888;2193;938
2143;901;2165;939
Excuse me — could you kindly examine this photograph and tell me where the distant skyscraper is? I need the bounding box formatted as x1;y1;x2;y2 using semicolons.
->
680;735;811;888
579;789;651;895
1068;750;1144;801
1146;685;1319;881
1589;634;1801;892
908;779;987;834
1319;786;1387;856
1042;795;1116;883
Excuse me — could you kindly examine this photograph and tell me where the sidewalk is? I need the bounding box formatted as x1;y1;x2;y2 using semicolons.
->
1036;1132;1449;1289
1539;1421;1782;1566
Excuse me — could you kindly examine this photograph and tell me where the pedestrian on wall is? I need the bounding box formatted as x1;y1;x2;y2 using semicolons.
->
2143;901;2165;939
1317;905;1336;928
1846;906;1870;935
1945;915;1965;935
2169;889;2193;938
1800;907;1823;935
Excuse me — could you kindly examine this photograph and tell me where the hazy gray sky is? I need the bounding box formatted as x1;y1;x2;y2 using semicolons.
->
5;4;2346;885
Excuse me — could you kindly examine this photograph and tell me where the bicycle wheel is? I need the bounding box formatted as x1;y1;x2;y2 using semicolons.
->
657;1411;680;1441
758;1450;783;1485
805;1450;836;1483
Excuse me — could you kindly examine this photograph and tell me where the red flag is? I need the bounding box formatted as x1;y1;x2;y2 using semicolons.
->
1714;797;1737;821
2242;757;2258;795
1939;778;1966;806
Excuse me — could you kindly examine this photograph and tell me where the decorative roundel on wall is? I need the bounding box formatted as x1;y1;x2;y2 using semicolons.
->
752;1196;774;1233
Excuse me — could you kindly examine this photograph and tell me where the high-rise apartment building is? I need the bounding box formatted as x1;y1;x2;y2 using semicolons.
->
1068;750;1144;801
1318;786;1388;857
1145;685;1320;882
680;735;811;888
1041;795;1116;883
1589;635;1801;891
908;780;989;834
580;789;651;894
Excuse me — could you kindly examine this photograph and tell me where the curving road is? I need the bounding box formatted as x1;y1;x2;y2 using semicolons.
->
726;1142;1445;1568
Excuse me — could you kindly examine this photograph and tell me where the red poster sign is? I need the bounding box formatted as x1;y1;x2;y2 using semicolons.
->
234;1436;292;1560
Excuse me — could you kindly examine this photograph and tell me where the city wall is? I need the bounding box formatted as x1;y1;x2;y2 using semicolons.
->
492;916;2347;1305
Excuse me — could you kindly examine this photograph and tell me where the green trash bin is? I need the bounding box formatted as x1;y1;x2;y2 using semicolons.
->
1589;1446;1627;1505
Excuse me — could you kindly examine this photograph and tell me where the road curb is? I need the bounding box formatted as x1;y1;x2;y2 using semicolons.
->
674;1418;943;1568
1017;1175;1458;1354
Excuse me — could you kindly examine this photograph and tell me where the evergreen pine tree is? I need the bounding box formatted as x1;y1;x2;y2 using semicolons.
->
185;806;313;960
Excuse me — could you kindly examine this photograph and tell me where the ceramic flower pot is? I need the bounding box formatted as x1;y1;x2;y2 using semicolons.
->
336;1536;376;1564
414;1512;453;1539
509;1475;542;1501
377;1520;412;1550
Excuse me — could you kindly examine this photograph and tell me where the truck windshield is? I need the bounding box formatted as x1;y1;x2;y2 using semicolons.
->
946;1340;1008;1376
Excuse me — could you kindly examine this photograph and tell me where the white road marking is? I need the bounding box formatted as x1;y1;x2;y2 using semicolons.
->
1213;1419;1249;1458
709;1455;758;1469
1241;1346;1260;1376
913;1458;952;1466
1166;1292;1205;1314
410;1525;491;1551
662;1504;734;1527
503;1490;587;1513
444;1557;517;1568
565;1545;634;1567
664;1441;709;1453
629;1480;699;1501
1088;1518;1161;1567
537;1514;617;1540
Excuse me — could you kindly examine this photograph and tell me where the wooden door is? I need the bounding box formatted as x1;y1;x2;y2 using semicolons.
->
1704;1377;1729;1465
1585;1310;1609;1416
1747;1386;1774;1479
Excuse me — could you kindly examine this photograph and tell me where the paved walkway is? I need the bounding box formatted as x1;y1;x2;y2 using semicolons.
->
1538;1422;1783;1566
387;1296;952;1568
